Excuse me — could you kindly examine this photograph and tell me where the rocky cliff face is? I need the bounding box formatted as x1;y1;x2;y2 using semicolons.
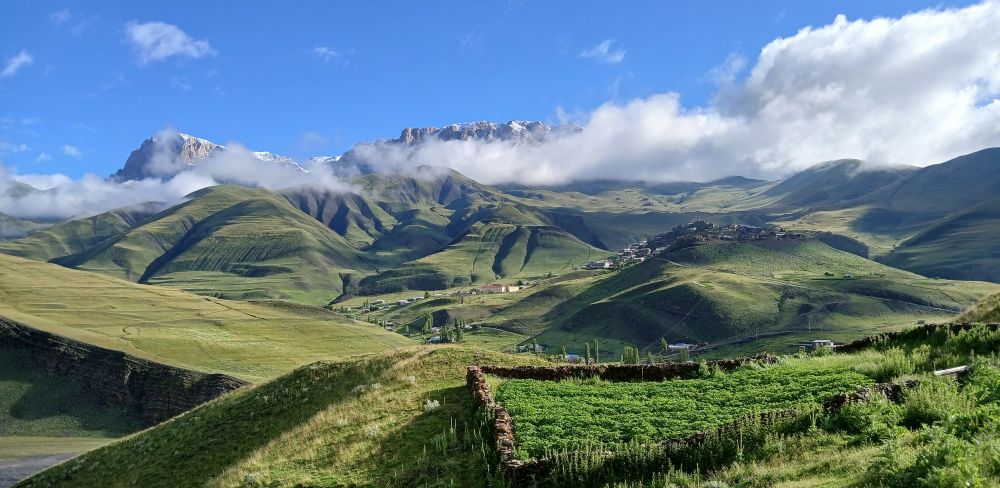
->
0;317;248;425
395;120;557;145
110;132;302;182
325;120;579;177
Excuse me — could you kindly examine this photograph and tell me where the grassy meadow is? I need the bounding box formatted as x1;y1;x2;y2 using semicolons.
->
0;253;411;382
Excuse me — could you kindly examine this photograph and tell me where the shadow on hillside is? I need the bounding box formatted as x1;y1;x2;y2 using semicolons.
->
367;384;487;488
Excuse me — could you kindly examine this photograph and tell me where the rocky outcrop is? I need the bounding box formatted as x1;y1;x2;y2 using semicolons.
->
0;317;247;426
110;131;302;182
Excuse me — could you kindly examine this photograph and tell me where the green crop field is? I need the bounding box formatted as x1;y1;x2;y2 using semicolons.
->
492;367;872;458
0;253;411;382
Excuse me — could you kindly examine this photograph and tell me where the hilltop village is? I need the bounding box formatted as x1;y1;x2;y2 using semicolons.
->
585;221;803;270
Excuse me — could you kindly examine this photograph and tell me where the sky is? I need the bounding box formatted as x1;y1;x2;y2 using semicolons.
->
0;0;986;177
2;0;1000;219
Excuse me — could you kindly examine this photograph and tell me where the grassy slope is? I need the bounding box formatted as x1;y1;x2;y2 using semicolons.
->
880;201;1000;283
22;324;1000;488
0;206;153;261
531;240;998;358
36;186;371;305
0;253;411;382
17;347;548;488
960;292;1000;323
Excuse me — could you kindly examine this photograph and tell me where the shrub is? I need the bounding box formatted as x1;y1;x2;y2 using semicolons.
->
909;427;988;488
423;399;441;413
826;394;902;443
901;377;975;429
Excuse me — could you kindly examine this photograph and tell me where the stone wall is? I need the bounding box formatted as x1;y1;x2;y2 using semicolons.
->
469;359;918;486
480;354;775;382
0;317;248;426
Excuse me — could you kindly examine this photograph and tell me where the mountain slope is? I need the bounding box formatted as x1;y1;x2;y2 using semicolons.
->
0;204;157;260
15;186;372;304
869;147;1000;215
880;201;1000;282
760;159;916;209
110;132;301;181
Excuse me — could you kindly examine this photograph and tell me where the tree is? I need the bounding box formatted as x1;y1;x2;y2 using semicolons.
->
422;315;432;335
455;323;464;342
660;337;669;353
648;352;655;365
561;346;568;361
621;346;640;364
593;339;601;363
424;290;431;299
585;343;592;364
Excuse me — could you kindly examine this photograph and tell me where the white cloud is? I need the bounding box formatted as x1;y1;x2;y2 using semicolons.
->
343;2;1000;185
61;144;82;157
49;9;96;35
0;132;354;220
579;39;626;64
0;142;29;154
312;46;354;65
125;21;216;64
36;152;51;163
1;50;33;79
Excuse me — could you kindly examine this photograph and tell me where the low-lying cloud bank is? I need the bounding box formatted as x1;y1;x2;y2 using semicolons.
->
0;141;353;220
4;2;1000;220
349;2;1000;185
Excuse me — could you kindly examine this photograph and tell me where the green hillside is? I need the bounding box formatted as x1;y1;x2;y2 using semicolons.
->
880;201;1000;283
0;212;48;240
0;205;155;261
530;239;998;357
4;186;373;305
960;292;1000;323
0;253;411;382
19;325;1000;488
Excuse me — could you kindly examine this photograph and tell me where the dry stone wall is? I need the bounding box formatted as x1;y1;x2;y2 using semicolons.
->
469;357;919;486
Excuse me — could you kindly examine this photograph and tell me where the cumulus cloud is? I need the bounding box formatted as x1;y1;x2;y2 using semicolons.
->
579;40;626;64
0;131;354;220
1;50;33;79
345;2;1000;185
125;21;216;64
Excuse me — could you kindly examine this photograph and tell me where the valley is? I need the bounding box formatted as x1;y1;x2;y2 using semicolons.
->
3;130;1000;487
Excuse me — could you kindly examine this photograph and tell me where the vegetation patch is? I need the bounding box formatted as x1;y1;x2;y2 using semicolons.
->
492;366;871;458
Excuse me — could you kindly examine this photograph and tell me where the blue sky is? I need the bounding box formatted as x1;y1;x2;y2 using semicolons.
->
0;0;978;179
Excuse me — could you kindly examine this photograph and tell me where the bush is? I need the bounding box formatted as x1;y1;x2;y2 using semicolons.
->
909;427;989;488
423;399;441;413
826;394;902;443
901;378;975;429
